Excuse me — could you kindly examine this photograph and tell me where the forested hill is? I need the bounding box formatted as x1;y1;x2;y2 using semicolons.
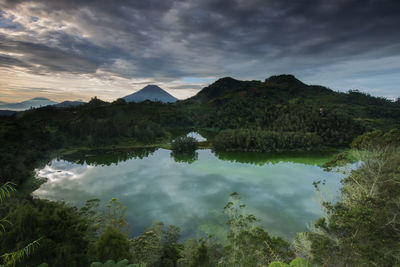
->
181;74;400;131
184;74;398;118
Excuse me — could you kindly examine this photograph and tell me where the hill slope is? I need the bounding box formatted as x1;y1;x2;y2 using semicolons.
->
178;74;400;148
183;74;399;128
123;85;177;103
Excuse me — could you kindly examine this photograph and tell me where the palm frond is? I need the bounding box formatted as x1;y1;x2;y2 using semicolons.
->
1;239;41;266
0;182;17;203
0;218;11;232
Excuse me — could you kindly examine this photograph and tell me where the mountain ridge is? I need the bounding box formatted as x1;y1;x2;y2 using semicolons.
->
0;97;58;111
54;100;85;108
0;98;87;111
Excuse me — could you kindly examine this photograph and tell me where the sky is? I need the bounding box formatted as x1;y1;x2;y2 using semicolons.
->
0;0;399;102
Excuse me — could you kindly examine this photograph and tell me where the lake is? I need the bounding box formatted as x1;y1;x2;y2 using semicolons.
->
33;147;347;241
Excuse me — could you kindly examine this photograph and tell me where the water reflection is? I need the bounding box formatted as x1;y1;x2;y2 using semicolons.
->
170;151;199;164
214;150;338;167
34;149;345;240
60;147;157;166
59;147;337;167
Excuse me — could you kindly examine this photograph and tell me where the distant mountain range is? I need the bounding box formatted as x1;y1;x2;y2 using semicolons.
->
0;97;58;111
0;85;177;111
54;100;85;108
0;98;84;111
122;85;177;103
0;110;17;116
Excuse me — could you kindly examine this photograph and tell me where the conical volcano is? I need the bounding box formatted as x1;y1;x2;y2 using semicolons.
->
122;85;177;103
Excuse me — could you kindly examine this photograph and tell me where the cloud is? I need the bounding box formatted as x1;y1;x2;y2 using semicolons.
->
0;0;399;100
168;84;203;90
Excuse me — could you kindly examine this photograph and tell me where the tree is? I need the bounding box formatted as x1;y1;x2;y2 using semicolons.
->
100;198;129;235
0;182;40;266
131;230;162;266
306;143;400;266
171;136;198;153
95;226;131;263
190;239;211;267
222;192;294;266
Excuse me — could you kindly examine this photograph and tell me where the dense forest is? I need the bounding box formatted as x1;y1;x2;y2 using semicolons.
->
0;75;399;266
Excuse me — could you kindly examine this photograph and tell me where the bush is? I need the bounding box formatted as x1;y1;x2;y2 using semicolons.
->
351;128;400;149
171;136;198;153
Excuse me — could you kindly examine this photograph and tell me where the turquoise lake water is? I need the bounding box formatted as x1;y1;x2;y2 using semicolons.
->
33;148;347;240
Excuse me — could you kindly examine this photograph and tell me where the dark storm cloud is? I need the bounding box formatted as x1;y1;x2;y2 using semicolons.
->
0;54;32;69
0;34;102;74
0;0;399;94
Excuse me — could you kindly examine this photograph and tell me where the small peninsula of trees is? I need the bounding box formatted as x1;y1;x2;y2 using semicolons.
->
171;136;198;153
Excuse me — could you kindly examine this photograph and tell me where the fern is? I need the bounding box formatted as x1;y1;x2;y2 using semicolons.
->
0;182;16;203
0;182;40;267
0;218;11;233
1;239;41;267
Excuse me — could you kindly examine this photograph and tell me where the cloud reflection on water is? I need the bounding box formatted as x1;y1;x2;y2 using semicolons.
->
33;149;345;239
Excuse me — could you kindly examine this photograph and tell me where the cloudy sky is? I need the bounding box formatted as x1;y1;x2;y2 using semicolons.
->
0;0;399;102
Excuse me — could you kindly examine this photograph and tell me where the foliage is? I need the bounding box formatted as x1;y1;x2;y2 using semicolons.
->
170;151;198;164
221;192;294;266
351;128;400;149
0;182;16;233
100;198;129;235
131;230;162;266
62;148;157;166
0;183;16;204
177;236;222;267
185;75;399;133
90;259;137;267
269;262;289;267
0;199;95;267
171;136;198;153
321;150;355;171
189;239;212;267
213;129;323;152
288;258;313;267
95;226;131;263
269;258;313;267
170;136;199;163
0;182;42;267
1;239;41;267
305;144;400;266
131;222;183;267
